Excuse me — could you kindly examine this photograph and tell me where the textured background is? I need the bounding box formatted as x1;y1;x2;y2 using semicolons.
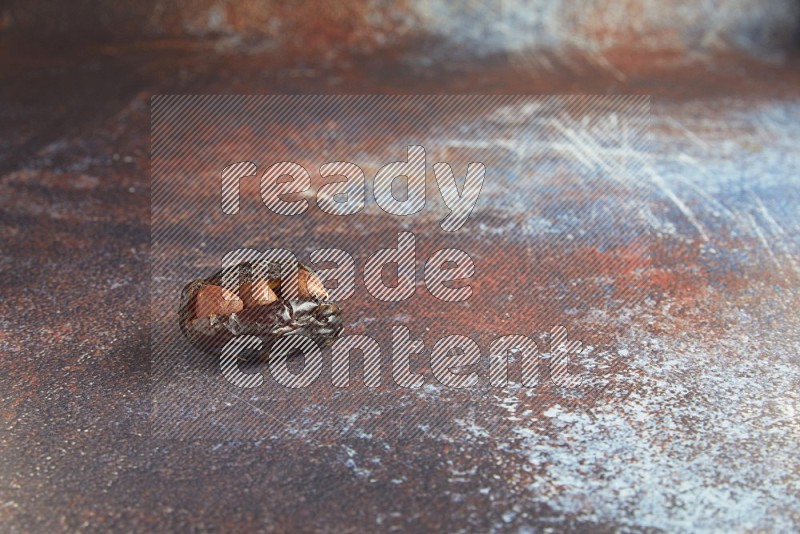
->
1;1;799;532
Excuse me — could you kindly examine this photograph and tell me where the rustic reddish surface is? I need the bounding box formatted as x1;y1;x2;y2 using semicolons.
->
1;7;799;531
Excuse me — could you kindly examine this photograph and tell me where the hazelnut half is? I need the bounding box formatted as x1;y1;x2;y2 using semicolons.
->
239;280;279;307
300;269;329;299
194;284;243;319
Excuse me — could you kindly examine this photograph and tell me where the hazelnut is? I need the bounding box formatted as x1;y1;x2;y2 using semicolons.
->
194;284;243;319
300;269;329;299
239;280;278;307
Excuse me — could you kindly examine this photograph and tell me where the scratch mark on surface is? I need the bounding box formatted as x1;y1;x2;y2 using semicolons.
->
674;153;738;220
750;193;800;277
647;168;709;242
744;212;784;275
665;117;710;151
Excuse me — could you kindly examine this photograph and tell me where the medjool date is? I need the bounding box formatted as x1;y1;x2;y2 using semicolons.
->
179;259;343;358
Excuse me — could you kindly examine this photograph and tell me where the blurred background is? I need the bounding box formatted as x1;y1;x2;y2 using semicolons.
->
2;0;798;62
1;1;799;532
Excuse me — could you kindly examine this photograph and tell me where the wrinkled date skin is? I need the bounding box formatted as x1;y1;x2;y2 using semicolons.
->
179;260;343;358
